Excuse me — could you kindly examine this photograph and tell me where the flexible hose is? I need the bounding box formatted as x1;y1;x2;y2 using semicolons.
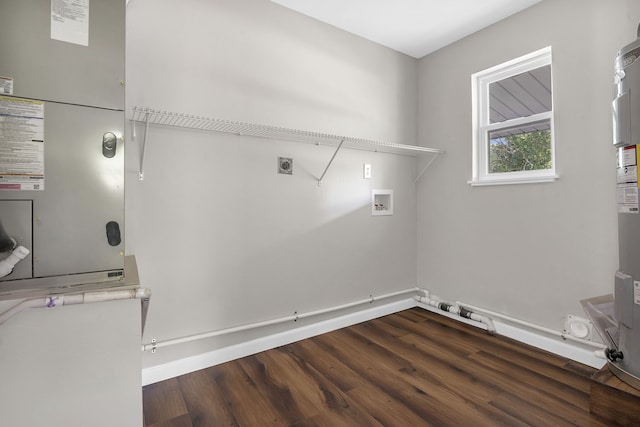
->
0;220;16;253
0;246;30;278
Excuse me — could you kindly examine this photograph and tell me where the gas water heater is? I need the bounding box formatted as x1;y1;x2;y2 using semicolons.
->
610;24;640;388
0;0;126;296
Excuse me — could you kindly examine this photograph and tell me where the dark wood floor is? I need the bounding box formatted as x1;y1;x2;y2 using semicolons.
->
143;307;612;426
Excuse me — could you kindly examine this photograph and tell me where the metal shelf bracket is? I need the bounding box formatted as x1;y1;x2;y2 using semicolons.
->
317;138;345;186
414;152;441;183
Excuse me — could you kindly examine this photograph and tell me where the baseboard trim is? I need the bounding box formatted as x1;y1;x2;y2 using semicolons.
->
142;297;605;386
142;297;416;386
417;302;606;369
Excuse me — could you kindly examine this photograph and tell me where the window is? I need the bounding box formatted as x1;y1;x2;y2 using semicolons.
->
470;47;556;185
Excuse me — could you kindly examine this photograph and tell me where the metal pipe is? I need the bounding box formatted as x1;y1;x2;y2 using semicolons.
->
455;300;605;349
142;287;419;352
139;112;150;180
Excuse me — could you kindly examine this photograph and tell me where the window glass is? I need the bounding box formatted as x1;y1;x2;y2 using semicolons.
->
488;121;551;173
471;47;556;186
489;65;551;124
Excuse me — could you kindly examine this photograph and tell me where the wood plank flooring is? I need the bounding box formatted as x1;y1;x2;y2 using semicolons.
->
143;307;612;426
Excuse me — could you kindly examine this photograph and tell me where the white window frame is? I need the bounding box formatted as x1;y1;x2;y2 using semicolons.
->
470;46;557;186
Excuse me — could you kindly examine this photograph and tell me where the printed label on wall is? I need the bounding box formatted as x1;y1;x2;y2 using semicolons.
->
0;96;45;191
617;145;639;213
0;77;13;95
51;0;89;46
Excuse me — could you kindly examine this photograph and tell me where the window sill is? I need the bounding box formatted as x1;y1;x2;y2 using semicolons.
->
468;175;559;187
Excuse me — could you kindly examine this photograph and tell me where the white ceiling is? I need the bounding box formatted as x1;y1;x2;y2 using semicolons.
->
270;0;543;58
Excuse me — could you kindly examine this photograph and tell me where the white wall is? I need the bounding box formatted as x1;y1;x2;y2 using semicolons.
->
417;0;640;330
125;0;420;369
0;299;142;427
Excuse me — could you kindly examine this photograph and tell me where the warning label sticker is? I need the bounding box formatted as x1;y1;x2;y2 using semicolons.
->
0;96;45;191
0;77;13;95
617;145;639;213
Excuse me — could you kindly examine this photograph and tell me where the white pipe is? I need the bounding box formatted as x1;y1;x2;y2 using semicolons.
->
455;300;606;350
414;289;496;334
594;349;607;359
0;298;45;324
142;287;419;352
0;288;152;326
0;245;30;279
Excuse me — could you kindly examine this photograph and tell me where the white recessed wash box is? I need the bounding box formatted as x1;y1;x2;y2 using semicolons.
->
372;190;393;216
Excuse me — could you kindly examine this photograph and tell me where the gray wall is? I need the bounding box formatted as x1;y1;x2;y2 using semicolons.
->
417;0;640;329
4;6;639;423
0;299;142;427
125;0;420;368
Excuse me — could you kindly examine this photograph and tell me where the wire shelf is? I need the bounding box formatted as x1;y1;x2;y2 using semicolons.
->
130;106;444;183
130;106;444;156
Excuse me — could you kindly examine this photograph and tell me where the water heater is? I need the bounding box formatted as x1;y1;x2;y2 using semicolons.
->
0;0;125;296
610;25;640;388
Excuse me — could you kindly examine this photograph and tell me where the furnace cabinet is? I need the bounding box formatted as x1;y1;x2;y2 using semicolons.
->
0;0;126;294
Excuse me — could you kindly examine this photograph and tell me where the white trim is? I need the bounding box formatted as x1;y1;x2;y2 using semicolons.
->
468;174;558;186
492;320;604;368
142;294;604;386
484;111;552;132
475;46;553;82
417;302;605;369
471;46;555;186
142;297;415;385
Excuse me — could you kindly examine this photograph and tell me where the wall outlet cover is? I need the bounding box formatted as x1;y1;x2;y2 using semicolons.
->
278;157;293;175
563;315;592;339
363;163;372;179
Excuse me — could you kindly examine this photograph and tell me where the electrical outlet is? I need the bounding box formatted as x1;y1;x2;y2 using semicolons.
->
278;157;293;175
363;163;372;179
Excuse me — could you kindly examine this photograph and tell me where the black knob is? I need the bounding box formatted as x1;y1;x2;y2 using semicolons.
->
106;221;121;246
102;132;118;158
605;348;624;362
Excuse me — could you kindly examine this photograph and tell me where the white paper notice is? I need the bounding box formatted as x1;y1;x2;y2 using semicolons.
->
0;77;13;95
617;183;638;213
51;0;89;46
0;96;45;191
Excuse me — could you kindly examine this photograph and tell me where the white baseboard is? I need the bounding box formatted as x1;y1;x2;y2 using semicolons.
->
491;320;606;369
417;302;606;369
142;297;605;386
142;297;416;386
